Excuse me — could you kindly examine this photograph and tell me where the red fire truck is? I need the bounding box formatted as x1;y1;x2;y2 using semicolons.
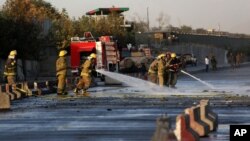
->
70;32;120;77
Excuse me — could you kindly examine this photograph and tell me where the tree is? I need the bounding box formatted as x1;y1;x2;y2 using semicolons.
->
72;16;94;36
196;28;207;34
72;11;129;47
155;12;170;31
2;0;59;59
92;11;125;37
0;11;16;59
180;25;193;33
165;25;180;32
48;8;74;50
131;14;148;33
1;0;61;79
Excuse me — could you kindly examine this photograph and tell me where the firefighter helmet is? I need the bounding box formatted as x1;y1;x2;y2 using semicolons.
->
89;53;96;59
9;50;17;56
157;54;165;59
59;50;67;57
166;52;171;57
171;53;176;58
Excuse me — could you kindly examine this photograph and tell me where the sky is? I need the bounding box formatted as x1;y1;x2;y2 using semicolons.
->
0;0;250;34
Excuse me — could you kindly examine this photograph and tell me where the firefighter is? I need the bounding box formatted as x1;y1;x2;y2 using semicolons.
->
148;58;158;84
164;52;172;86
74;53;96;96
157;54;166;86
4;50;17;85
167;53;181;88
56;50;68;95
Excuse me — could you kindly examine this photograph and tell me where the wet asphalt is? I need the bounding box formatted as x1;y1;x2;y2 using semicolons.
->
0;65;250;141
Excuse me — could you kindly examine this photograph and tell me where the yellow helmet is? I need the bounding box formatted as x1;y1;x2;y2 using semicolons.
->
59;50;67;57
157;54;165;59
171;53;176;58
9;50;17;56
89;53;96;59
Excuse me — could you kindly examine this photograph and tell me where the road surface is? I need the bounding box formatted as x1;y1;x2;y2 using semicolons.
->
0;65;250;141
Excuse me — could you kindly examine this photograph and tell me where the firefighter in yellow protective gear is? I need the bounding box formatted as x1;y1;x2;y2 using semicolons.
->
167;53;181;88
56;50;68;95
157;54;166;86
4;50;17;85
164;52;172;86
74;53;96;96
148;59;158;84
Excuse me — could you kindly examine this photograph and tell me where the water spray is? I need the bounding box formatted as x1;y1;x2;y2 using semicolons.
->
96;69;175;94
180;70;215;89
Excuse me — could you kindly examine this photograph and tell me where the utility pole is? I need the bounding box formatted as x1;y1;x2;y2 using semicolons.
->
147;7;150;31
218;23;221;36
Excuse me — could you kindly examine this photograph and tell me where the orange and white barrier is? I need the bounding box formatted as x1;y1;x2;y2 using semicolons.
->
174;114;199;141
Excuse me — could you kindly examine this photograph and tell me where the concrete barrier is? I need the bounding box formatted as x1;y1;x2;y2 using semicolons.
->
6;84;22;100
1;85;15;100
0;92;11;110
16;83;29;97
174;114;199;141
184;107;210;136
22;82;33;96
151;115;177;141
37;81;51;94
200;100;218;131
26;82;41;96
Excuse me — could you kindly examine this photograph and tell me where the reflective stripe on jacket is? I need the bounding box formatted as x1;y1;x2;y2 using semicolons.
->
4;58;16;76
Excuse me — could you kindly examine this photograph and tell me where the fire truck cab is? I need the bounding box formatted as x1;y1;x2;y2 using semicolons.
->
70;32;120;82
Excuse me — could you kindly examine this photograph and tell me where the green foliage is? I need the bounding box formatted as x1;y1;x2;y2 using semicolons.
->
72;16;94;36
180;25;192;33
0;0;137;57
94;12;125;37
0;12;16;59
71;11;132;47
0;0;61;60
196;28;207;34
48;8;73;50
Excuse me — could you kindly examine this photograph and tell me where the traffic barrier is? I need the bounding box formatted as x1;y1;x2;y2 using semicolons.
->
184;107;210;136
25;82;41;96
16;83;29;97
151;115;177;141
7;84;22;100
174;114;199;141
198;104;214;132
37;81;51;94
200;100;218;131
0;92;11;110
1;84;15;100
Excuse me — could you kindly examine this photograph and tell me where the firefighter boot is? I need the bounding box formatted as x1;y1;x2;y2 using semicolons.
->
62;91;68;95
57;93;62;96
57;93;66;97
83;89;90;97
74;88;80;95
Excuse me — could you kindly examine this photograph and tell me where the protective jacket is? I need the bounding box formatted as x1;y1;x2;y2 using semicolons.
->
157;59;166;75
148;60;158;74
4;57;16;76
80;59;94;76
168;58;181;72
56;57;67;76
